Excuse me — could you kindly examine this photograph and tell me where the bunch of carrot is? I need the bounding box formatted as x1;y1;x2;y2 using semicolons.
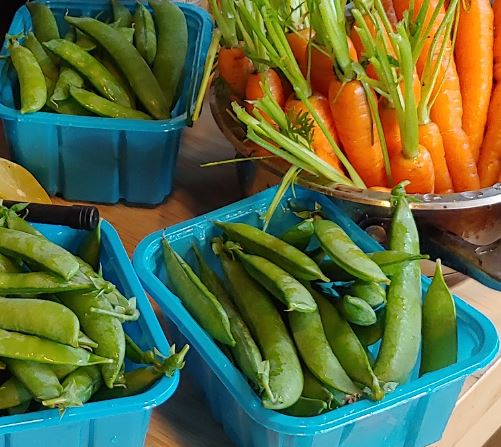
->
208;0;501;194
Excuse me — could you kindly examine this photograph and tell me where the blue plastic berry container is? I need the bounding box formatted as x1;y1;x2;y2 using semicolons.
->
133;185;500;447
0;220;179;447
0;0;213;205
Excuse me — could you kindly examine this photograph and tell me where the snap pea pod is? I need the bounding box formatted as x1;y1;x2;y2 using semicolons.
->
420;260;457;375
193;244;271;397
8;399;31;415
281;219;314;251
44;40;132;107
288;302;359;395
302;368;334;407
0;297;80;347
215;244;303;410
341;295;377;327
314;219;389;284
374;185;422;384
0;227;78;280
351;308;386;347
348;281;386;308
150;0;188;112
59;290;125;389
23;32;59;82
215;221;328;282
64;27;76;42
3;208;44;237
50;364;79;380
97;50;136;108
280;396;328;417
0;329;111;366
4;359;63;401
50;67;85;103
0;253;21;273
42;365;102;409
0;270;94;295
65;16;170;119
118;27;135;44
111;0;134;27
0;377;31;410
77;219;101;273
46;97;93;116
78;331;98;351
134;2;157;65
75;28;97;51
70;86;151;119
311;287;383;400
162;239;235;346
26;3;60;43
368;251;430;276
7;40;46;114
229;245;317;312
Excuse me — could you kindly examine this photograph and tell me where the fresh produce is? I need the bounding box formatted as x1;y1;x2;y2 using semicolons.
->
0;205;185;416
161;184;458;416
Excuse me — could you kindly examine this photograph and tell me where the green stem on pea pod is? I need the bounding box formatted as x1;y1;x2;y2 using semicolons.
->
23;32;59;82
111;0;134;28
280;396;328;417
420;260;457;375
77;219;101;274
4;358;63;401
192;243;273;400
7;39;46;114
374;183;422;384
149;0;188;114
225;242;317;313
0;329;112;366
125;333;158;366
59;290;125;389
69;86;152;120
213;239;303;410
42;365;102;412
161;238;235;347
64;15;169;119
214;221;329;282
0;377;32;410
134;2;157;66
91;344;189;402
0;297;80;347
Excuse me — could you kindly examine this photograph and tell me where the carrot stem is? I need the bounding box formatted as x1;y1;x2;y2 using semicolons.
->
208;0;238;48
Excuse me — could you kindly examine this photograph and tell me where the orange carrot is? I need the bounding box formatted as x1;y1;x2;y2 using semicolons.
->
286;29;312;77
328;79;387;187
455;0;493;161
494;0;501;81
390;145;435;193
218;47;254;98
418;122;454;193
379;100;402;156
245;69;285;118
285;94;343;172
478;84;501;187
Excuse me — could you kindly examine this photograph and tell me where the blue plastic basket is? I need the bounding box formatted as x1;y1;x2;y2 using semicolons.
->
133;185;500;447
0;0;213;205
0;220;179;447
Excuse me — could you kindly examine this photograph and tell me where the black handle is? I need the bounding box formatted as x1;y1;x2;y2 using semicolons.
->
2;201;100;231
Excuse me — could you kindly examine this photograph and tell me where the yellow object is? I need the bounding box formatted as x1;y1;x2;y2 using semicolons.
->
0;158;51;204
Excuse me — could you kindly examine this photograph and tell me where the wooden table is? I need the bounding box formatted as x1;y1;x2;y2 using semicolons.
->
1;102;500;447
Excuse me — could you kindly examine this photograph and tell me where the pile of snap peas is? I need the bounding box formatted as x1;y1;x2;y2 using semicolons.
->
5;0;188;119
0;204;187;416
162;184;458;416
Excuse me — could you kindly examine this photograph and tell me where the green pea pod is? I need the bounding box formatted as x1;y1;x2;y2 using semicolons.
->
92;344;189;401
0;328;112;366
46;97;94;116
215;244;303;410
193;244;271;397
26;3;60;43
111;0;134;27
281;219;314;251
75;28;97;51
150;0;188;112
65;16;170;119
162;239;235;346
312;287;383;400
420;260;457;375
351;308;386;347
134;2;157;65
288;303;359;395
50;364;79;380
118;27;135;44
341;295;377;326
125;333;157;365
70;86;151;119
64;27;76;42
7;40;46;114
42;365;102;410
8;399;31;415
97;49;136;108
374;184;422;384
319;259;354;282
59;290;125;389
77;219;101;273
302;368;334;408
0;269;94;295
280;396;328;417
0;253;22;273
3;208;44;237
44;39;132;107
215;222;328;282
348;281;386;308
0;298;80;347
368;251;430;276
78;331;98;351
0;377;32;410
314;219;389;284
50;67;85;103
23;32;59;82
4;358;63;401
230;245;317;313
